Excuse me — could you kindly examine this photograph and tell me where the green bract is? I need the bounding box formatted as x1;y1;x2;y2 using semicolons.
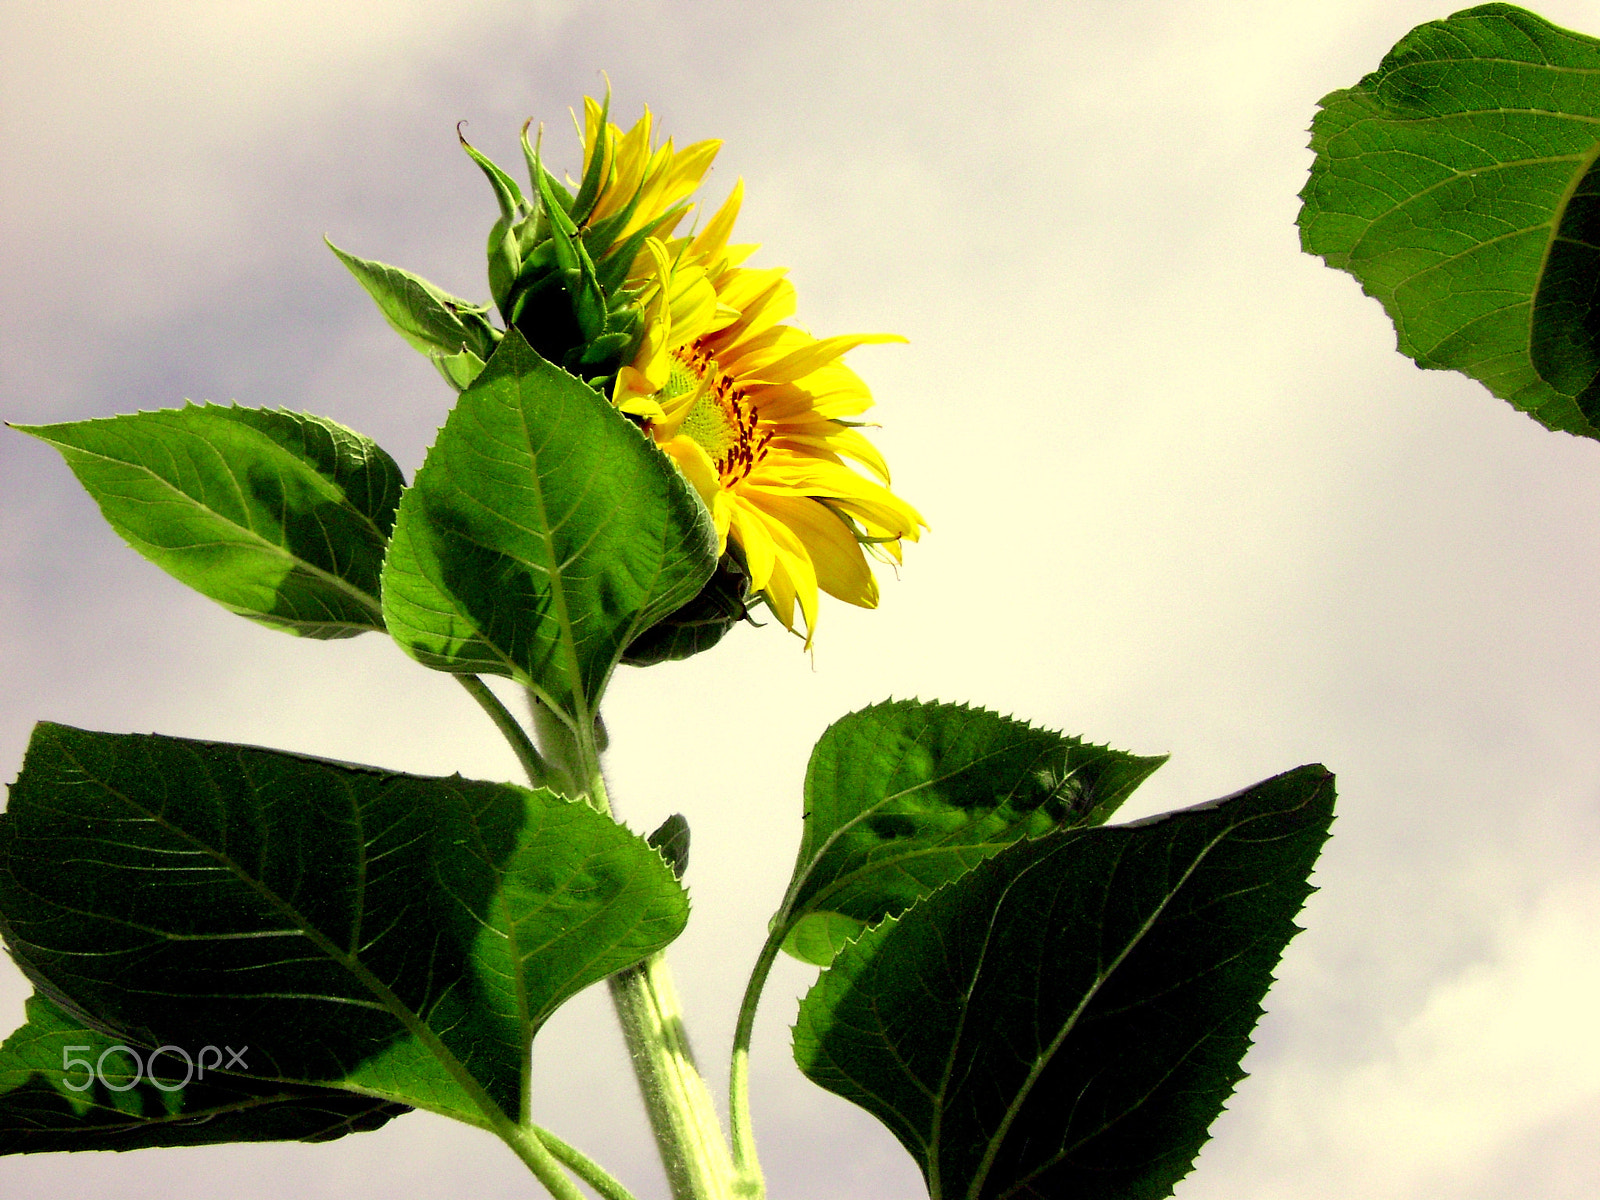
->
327;239;500;391
463;116;660;388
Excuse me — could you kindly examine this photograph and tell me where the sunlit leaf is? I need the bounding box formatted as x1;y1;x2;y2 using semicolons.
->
13;405;402;638
1301;3;1600;436
773;700;1164;964
381;329;717;724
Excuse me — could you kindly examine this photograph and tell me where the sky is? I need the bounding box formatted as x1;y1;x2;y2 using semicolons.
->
3;1;1600;1197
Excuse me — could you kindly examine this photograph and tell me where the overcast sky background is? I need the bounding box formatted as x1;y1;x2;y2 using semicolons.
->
4;1;1600;1197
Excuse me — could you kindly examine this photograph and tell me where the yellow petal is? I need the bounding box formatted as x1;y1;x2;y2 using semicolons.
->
690;178;745;262
750;456;922;528
750;493;878;607
728;498;777;592
614;380;665;422
745;332;908;386
708;270;796;346
770;426;892;484
756;511;820;645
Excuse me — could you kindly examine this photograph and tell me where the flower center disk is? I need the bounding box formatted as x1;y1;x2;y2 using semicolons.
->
670;345;769;487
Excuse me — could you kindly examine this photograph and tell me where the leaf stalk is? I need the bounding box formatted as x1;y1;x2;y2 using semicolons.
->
456;674;554;788
729;928;787;1198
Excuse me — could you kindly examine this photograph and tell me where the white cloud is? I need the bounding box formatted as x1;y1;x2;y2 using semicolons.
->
1184;874;1600;1199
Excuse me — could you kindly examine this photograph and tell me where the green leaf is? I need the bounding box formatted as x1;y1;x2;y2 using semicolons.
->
1300;3;1600;437
794;765;1335;1200
0;994;408;1154
381;329;717;726
13;405;402;638
327;239;499;362
0;722;689;1127
773;700;1165;963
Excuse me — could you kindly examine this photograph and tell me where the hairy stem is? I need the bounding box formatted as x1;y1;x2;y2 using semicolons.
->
526;693;583;798
528;694;739;1200
608;953;739;1200
501;1123;588;1200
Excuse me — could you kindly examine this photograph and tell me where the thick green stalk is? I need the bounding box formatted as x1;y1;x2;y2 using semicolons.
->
608;953;739;1200
527;693;739;1200
526;692;582;798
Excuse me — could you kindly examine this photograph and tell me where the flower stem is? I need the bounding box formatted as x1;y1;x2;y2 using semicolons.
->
529;694;739;1200
608;953;739;1200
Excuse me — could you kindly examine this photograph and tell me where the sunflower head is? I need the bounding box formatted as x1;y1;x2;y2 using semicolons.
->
454;92;921;653
611;184;926;650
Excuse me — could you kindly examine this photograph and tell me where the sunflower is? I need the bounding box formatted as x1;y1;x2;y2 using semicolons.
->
611;181;925;646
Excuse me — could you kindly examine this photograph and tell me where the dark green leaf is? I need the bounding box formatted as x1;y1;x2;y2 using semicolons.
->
381;329;717;726
0;722;689;1127
13;405;402;638
774;700;1165;963
0;994;408;1154
794;765;1335;1200
1300;3;1600;436
326;239;499;362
